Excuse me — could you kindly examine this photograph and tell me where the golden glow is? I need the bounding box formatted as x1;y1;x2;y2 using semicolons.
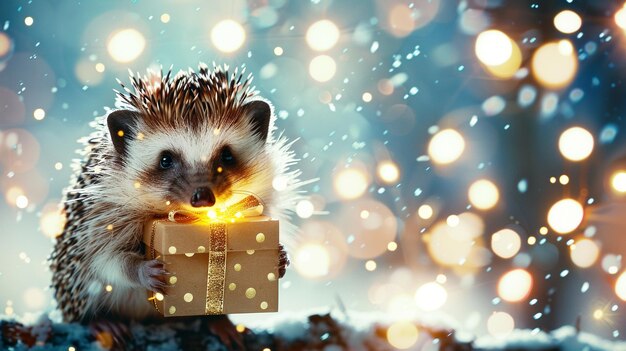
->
334;168;369;200
475;30;513;66
491;228;521;259
365;260;377;271
160;13;170;24
616;6;626;29
427;213;485;267
377;161;400;184
484;38;522;79
95;63;105;73
386;321;419;350
487;312;515;338
40;210;66;238
387;241;398;251
296;200;314;219
107;28;146;63
468;179;499;210
497;269;532;302
593;309;604;320
554;10;582;34
559;175;570;185
294;243;330;278
24;17;34;26
362;92;372;102
531;41;577;89
15;195;29;209
428;129;465;165
0;32;11;57
414;282;447;311
611;171;626;193
274;46;283;56
33;108;45;120
570;238;599;268
309;55;337;82
306;20;340;51
558;127;594;161
211;20;246;53
547;198;584;234
616;271;626;301
417;204;433;219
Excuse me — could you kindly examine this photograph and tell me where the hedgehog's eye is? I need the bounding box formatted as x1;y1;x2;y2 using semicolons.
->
159;151;175;170
220;146;236;166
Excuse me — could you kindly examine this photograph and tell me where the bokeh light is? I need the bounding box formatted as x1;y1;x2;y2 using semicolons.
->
487;312;515;338
293;244;330;279
497;269;533;302
531;40;578;89
309;55;336;82
333;168;369;200
211;20;246;53
33;108;45;121
427;212;485;267
428;129;465;165
107;28;146;63
306;20;340;51
491;228;521;259
558;126;594;161
547;198;584;234
377;161;400;184
468;179;499;210
386;321;419;349
615;6;626;30
414;282;447;311
611;171;626;193
417;204;433;220
570;238;599;268
340;199;397;259
553;10;582;34
616;271;626;301
475;30;513;66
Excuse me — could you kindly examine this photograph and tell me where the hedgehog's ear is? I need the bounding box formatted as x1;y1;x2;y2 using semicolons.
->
107;109;140;156
243;100;272;141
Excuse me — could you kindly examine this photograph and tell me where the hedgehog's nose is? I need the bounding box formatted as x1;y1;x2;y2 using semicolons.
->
190;187;216;207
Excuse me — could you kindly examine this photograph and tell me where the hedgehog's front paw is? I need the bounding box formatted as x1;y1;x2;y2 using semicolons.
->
138;259;169;294
278;243;290;278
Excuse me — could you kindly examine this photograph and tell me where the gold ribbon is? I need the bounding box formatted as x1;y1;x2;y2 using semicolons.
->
151;195;263;315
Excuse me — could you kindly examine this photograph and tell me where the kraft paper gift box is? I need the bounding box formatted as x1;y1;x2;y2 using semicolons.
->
143;214;279;317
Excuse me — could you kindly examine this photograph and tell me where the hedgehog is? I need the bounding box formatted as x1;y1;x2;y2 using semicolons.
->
49;63;306;347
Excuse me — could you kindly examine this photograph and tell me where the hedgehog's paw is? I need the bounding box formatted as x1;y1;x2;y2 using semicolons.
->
138;259;169;294
278;243;290;278
91;319;130;350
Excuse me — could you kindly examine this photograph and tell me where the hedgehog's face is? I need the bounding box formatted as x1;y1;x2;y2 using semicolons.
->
105;100;275;214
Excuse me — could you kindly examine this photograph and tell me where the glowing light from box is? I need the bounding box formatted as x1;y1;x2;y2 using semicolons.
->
211;20;246;53
386;321;419;349
107;28;146;63
554;10;582;34
377;161;400;184
616;271;626;300
15;195;29;209
611;171;626;193
491;228;521;259
531;40;577;89
414;282;447;311
295;200;314;219
306;20;340;51
294;243;330;279
570;238;599;268
309;55;336;82
40;210;66;238
334;168;369;200
547;198;583;234
33;108;45;121
475;30;513;66
428;129;465;165
418;204;433;219
468;179;499;210
616;6;626;29
558;126;594;161
487;312;514;338
497;269;532;302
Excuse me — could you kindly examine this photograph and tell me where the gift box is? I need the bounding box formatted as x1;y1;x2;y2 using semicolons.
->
142;202;279;317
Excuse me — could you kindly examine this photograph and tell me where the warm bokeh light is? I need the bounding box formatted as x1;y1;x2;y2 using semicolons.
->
487;312;515;338
531;40;577;89
553;10;582;34
417;204;433;220
611;171;626;193
33;108;45;121
468;179;499;210
295;200;314;219
427;213;486;267
414;282;447;311
616;271;626;301
497;269;532;302
24;16;33;26
570;238;599;268
0;32;12;57
386;321;419;350
15;195;29;209
377;161;400;184
306;20;340;51
558;126;594;161
475;30;513;66
293;243;330;279
491;228;521;259
309;55;337;82
211;19;246;53
40;206;66;238
547;198;584;234
615;6;626;30
333;168;369;200
428;129;465;165
107;28;146;63
484;38;522;79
